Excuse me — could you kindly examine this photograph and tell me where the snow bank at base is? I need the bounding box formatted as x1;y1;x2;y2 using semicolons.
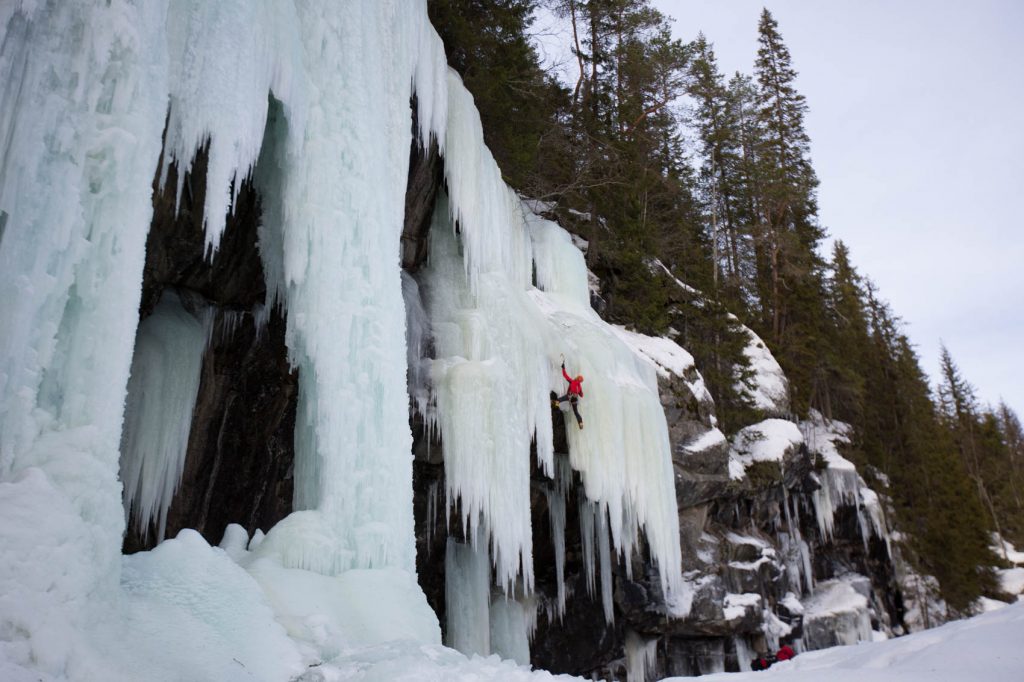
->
120;530;302;682
0;526;570;682
314;640;583;682
672;601;1024;682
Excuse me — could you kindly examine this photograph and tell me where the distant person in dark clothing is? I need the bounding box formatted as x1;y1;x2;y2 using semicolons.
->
751;644;796;671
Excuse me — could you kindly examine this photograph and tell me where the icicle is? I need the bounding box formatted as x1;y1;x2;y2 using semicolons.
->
251;302;271;343
160;0;309;254
625;630;657;682
402;271;433;420
597;505;614;624
120;291;208;542
545;455;570;618
426;479;440;550
580;497;597;598
733;636;753;672
214;309;247;347
246;1;450;577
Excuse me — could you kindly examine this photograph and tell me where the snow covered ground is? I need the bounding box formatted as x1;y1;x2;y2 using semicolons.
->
668;600;1024;682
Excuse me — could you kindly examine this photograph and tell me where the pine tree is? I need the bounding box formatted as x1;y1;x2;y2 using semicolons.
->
937;346;1008;551
428;0;569;195
996;401;1024;526
744;10;830;413
846;293;998;612
819;240;871;423
551;0;706;332
688;34;748;310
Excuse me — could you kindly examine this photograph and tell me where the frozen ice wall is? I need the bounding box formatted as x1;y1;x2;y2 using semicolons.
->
420;71;686;613
245;0;447;577
0;0;450;676
1;0;685;676
0;1;173;658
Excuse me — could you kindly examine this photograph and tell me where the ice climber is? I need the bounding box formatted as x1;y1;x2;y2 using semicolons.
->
553;356;584;430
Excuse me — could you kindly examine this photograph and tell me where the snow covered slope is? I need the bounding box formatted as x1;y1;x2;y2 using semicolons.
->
668;601;1024;682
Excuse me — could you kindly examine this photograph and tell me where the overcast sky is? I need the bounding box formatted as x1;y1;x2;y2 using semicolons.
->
538;1;1024;416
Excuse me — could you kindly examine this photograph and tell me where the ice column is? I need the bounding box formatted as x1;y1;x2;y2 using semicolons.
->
0;1;170;606
545;455;572;618
625;630;658;682
422;196;549;593
490;595;533;665
445;536;491;657
249;1;449;575
403;271;434;420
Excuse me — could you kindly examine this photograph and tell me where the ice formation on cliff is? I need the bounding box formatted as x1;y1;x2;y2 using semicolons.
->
0;1;684;677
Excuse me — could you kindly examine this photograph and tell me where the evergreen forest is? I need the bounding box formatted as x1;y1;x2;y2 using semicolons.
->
427;0;1024;615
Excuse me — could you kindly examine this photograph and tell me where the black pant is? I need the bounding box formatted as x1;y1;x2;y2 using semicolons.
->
557;394;583;425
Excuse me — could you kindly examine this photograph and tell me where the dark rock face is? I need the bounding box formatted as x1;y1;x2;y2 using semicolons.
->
123;144;297;552
129;101;445;554
402;103;444;272
529;478;625;675
526;360;902;678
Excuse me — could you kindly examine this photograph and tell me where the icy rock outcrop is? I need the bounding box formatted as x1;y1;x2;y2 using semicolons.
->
728;419;805;484
802;576;875;649
563;322;904;676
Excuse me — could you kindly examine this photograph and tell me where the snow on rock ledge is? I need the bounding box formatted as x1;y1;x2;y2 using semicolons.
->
800;411;890;551
650;259;789;417
736;327;789;417
728;419;804;481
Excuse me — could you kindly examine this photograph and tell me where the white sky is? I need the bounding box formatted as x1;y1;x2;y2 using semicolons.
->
537;1;1024;417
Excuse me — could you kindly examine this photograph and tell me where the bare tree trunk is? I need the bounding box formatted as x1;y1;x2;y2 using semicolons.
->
569;0;585;107
771;227;781;342
958;408;1008;561
710;160;720;295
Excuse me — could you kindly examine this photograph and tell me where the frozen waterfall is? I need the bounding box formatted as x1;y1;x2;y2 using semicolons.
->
0;0;686;678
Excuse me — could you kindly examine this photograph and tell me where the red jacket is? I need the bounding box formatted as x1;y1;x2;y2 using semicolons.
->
776;645;795;661
562;366;584;397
